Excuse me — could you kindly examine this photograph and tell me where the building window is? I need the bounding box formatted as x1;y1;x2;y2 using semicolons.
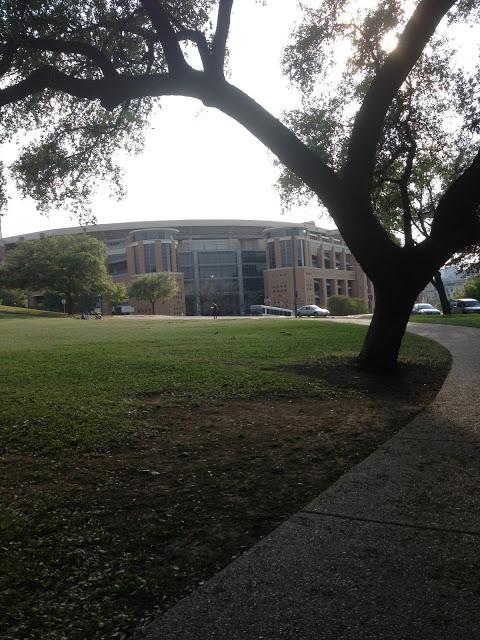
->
296;239;305;266
133;245;141;274
242;251;266;263
199;265;238;279
346;254;353;270
267;242;276;269
324;253;331;269
326;279;333;297
280;239;292;267
348;281;354;296
335;252;342;269
162;243;172;272
144;243;156;273
198;251;236;265
312;253;318;267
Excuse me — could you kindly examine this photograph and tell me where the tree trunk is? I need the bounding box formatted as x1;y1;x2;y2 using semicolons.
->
357;288;417;372
151;299;155;315
432;271;451;314
66;293;73;315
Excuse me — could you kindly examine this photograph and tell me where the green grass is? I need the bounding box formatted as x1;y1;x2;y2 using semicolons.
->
0;316;450;454
410;314;480;328
0;304;66;318
0;316;451;639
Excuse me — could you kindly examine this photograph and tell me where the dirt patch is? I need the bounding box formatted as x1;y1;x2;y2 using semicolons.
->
0;362;447;640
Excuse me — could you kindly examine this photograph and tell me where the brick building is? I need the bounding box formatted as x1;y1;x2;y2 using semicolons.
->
1;219;373;314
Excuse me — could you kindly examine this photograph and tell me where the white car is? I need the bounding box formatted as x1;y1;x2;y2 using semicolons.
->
450;298;480;314
411;303;442;315
296;305;330;317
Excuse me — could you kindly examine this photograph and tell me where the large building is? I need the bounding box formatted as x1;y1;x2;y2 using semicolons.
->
1;219;374;314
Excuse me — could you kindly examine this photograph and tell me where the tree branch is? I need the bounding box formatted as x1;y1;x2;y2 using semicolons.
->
139;0;188;74
176;29;210;70
211;0;233;76
18;36;117;78
343;0;455;204
0;39;16;78
428;147;480;252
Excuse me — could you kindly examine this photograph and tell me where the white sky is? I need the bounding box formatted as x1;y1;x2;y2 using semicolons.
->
1;1;477;239
1;2;328;239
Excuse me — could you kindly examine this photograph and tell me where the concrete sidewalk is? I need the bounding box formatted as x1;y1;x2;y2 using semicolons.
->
133;323;480;640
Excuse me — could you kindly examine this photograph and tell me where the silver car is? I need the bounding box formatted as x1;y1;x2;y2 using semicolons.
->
411;303;442;315
296;305;330;317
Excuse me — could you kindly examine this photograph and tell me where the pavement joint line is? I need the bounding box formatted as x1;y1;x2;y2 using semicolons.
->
397;437;480;443
300;509;480;537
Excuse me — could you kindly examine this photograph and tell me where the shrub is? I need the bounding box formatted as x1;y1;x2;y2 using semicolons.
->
327;295;368;316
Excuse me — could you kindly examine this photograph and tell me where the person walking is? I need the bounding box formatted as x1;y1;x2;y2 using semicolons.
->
211;302;219;319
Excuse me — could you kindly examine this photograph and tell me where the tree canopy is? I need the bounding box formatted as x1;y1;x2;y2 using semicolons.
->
1;1;480;368
0;234;112;313
128;272;178;314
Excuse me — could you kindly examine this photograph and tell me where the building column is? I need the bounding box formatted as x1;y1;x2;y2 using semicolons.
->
126;245;135;275
236;249;245;314
321;278;328;306
171;240;178;272
155;241;162;272
192;249;201;315
138;242;146;274
274;239;281;268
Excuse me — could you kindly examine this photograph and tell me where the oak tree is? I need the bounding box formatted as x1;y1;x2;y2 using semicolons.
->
0;234;112;313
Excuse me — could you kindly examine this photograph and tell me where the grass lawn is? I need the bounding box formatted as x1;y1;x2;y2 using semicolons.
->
410;314;480;328
0;304;67;318
0;316;451;639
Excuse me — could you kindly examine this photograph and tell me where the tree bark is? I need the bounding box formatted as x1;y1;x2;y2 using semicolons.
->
432;271;451;314
357;287;418;372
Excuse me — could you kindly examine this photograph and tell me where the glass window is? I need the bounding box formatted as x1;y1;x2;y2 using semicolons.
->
162;243;172;272
326;279;333;297
296;239;306;266
144;243;156;273
242;251;266;263
324;253;331;269
198;251;236;265
243;263;265;277
265;227;307;239
199;265;238;279
178;252;193;268
312;253;318;267
132;229;175;241
267;242;276;269
280;239;292;267
108;261;128;276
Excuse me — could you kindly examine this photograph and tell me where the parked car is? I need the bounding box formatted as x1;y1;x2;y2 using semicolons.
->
450;298;480;314
296;305;330;317
411;303;442;315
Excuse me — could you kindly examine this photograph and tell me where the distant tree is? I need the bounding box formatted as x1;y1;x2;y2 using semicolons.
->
327;295;368;316
0;287;27;307
105;282;129;307
128;273;178;315
0;234;112;314
459;274;480;300
449;244;480;276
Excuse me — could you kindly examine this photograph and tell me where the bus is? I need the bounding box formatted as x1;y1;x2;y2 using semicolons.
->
249;305;295;317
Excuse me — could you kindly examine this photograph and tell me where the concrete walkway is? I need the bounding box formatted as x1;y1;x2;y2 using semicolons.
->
132;323;480;640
